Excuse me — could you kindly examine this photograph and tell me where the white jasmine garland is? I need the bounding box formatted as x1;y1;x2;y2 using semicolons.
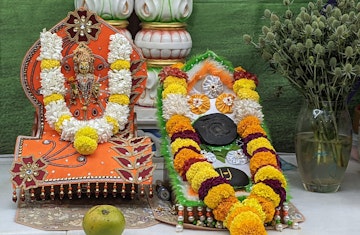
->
39;30;132;150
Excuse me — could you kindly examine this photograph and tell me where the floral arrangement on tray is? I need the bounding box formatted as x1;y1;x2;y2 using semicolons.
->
156;51;291;234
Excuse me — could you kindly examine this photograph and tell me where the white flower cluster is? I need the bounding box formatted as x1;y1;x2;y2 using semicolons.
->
107;33;132;63
38;29;63;61
162;93;191;120
233;98;264;124
108;69;132;96
40;68;67;97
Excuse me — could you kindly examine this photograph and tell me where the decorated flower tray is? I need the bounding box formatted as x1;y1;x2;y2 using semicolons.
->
156;51;301;234
10;8;155;202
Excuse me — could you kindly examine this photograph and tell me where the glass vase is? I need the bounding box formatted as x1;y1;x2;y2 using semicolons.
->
295;99;352;193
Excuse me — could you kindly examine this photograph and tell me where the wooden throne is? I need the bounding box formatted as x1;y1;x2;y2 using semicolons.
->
10;8;155;202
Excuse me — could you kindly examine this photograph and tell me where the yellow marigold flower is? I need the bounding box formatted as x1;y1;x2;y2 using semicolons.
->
190;168;219;193
173;148;203;175
74;135;98;155
249;151;279;176
110;59;130;71
233;79;256;93
105;116;119;134
185;161;213;183
254;165;287;188
237;115;261;136
162;83;187;99
40;59;60;70
212;196;239;222
229;211;267;235
163;76;187;90
43;93;64;106
236;88;260;102
170;138;200;155
247;194;276;223
223;201;243;228
225;205;264;230
242;198;266;222
165;114;192;135
54;114;71;133
246;137;275;156
75;126;98;141
204;183;235;209
251;182;280;207
108;94;130;105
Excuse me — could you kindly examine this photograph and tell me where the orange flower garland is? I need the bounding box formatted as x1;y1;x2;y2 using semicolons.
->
158;52;288;235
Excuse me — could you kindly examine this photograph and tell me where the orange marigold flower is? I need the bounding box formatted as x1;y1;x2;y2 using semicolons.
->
247;194;276;223
165;115;192;135
173;148;203;175
250;151;279;176
212;196;239;222
237;115;261;136
241;124;267;139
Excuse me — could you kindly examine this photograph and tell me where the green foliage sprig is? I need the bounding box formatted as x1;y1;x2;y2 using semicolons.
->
244;0;360;104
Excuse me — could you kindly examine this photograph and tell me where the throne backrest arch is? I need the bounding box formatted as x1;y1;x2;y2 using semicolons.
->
20;8;147;138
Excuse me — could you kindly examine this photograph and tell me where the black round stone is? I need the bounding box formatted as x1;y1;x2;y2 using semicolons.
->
215;167;250;188
193;113;237;146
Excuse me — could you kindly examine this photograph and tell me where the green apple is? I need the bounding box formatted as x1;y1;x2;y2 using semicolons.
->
82;205;126;235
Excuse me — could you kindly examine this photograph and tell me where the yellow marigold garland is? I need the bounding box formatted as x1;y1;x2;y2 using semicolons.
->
212;196;239;221
108;94;130;105
249;151;279;176
251;182;281;207
162;83;187;99
233;78;256;93
237;115;261;136
43;93;64;106
204;183;236;209
254;165;287;188
190;168;220;192
242;198;267;222
54;114;71;133
241;124;267;139
170;138;201;154
159;60;288;235
163;76;187;89
105;116;119;134
110;59;130;70
225;205;264;229
236;88;260;102
173;148;203;175
229;211;267;235
246;137;275;156
247;194;276;223
185;161;214;183
40;59;60;70
165;114;193;135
